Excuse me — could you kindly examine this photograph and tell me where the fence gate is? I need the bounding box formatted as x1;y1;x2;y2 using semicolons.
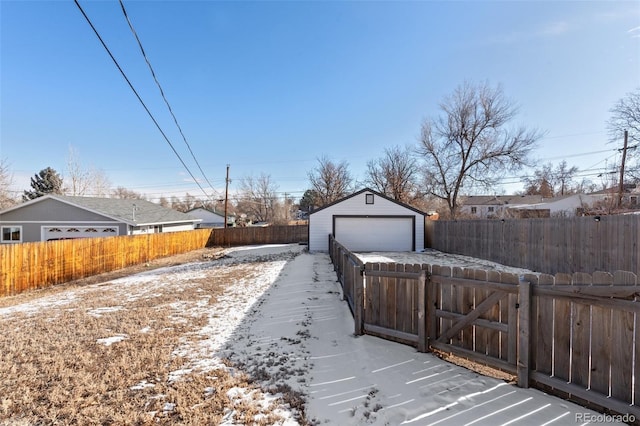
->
362;264;427;352
428;266;530;387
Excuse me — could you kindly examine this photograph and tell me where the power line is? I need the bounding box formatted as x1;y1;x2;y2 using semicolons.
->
536;148;617;162
538;130;606;141
118;0;219;199
73;0;215;204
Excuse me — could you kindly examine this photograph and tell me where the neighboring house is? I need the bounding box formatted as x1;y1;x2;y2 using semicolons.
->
460;195;545;219
589;184;640;207
506;194;608;218
0;195;201;244
308;188;426;252
186;207;232;228
462;191;630;219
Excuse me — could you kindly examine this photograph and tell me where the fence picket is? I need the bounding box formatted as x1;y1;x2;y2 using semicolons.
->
553;273;572;384
473;269;489;356
440;266;453;344
590;271;613;397
571;272;592;390
486;270;502;359
533;273;554;375
388;263;399;332
451;267;464;347
501;272;519;364
611;271;636;403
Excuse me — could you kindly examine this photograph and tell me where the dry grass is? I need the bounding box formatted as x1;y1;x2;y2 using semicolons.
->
431;348;516;383
0;248;302;425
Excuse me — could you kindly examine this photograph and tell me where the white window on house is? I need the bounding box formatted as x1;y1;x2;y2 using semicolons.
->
365;194;374;204
1;226;22;243
631;196;638;205
471;207;477;214
488;207;495;212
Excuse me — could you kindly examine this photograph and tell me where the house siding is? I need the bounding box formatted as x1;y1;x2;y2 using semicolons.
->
309;191;425;252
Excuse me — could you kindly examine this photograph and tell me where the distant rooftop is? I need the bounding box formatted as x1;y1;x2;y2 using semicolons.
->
461;195;545;206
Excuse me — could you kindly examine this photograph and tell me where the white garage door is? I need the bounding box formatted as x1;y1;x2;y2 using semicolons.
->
334;217;413;252
43;226;119;241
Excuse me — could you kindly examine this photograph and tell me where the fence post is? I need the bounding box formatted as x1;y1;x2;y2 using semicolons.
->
517;279;531;388
417;270;427;352
354;263;364;336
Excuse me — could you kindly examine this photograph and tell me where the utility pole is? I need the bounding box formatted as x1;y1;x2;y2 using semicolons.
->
618;130;629;208
224;164;230;228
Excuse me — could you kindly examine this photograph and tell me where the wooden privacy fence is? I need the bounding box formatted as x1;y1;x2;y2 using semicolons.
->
0;229;213;297
329;234;640;419
0;225;308;297
208;225;308;246
427;214;640;275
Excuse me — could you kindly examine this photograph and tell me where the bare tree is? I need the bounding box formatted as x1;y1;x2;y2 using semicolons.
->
522;163;554;197
65;146;91;196
158;196;170;208
308;156;353;207
607;88;640;179
111;186;146;200
0;158;17;209
64;146;112;196
418;81;542;219
365;145;419;203
170;193;200;212
555;160;579;196
521;160;578;197
608;88;640;146
236;173;279;223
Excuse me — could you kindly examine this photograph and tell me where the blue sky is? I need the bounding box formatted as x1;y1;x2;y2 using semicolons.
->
1;0;639;204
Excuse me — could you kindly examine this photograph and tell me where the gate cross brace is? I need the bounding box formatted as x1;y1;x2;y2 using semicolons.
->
436;291;507;344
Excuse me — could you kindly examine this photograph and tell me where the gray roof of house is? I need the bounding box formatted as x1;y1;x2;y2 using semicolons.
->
52;195;200;226
185;207;226;216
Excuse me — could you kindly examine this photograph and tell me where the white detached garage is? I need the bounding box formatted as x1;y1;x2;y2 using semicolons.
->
308;188;426;252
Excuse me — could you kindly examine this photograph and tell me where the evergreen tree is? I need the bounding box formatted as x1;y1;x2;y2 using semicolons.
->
23;167;64;201
299;189;318;212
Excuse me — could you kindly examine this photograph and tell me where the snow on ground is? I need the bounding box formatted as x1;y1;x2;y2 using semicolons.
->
1;244;623;425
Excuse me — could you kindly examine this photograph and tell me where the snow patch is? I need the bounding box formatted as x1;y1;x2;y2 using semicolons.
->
96;334;128;346
87;306;123;317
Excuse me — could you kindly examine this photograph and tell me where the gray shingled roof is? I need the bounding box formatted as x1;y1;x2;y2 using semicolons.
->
53;195;199;226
